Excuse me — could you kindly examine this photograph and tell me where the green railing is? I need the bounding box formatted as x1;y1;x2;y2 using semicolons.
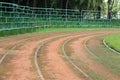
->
0;2;120;32
81;10;120;27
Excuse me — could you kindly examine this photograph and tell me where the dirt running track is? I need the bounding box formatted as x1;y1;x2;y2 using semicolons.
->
0;30;120;80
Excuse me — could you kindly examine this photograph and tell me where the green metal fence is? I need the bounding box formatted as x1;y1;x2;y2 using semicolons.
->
0;2;37;31
0;2;120;31
81;10;120;27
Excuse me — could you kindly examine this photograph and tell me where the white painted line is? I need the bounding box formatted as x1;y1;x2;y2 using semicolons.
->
0;53;8;64
0;45;17;64
62;38;89;78
34;34;71;80
103;39;120;55
84;39;99;58
34;41;46;80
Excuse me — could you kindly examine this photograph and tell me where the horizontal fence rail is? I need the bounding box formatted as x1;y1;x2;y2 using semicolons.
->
0;2;120;31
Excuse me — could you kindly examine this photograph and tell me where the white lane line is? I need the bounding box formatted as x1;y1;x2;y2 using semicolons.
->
62;38;89;78
34;41;46;80
0;45;17;64
103;39;120;55
35;33;99;80
34;34;72;80
84;39;99;59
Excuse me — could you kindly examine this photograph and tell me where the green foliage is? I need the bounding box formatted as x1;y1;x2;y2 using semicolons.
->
0;27;119;37
0;27;42;37
81;19;120;27
0;0;104;10
1;0;119;14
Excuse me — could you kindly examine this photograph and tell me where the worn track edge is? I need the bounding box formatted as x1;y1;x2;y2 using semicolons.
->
34;41;46;80
34;34;71;80
84;39;99;58
62;38;89;78
103;39;120;55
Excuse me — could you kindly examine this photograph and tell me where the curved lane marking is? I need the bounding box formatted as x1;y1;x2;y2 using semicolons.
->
62;38;89;78
84;38;99;59
103;39;120;55
34;34;73;80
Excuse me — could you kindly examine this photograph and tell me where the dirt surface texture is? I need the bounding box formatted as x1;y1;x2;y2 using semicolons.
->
0;30;120;80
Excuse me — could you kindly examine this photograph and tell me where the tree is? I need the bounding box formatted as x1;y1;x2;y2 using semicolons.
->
27;0;29;6
109;0;120;18
50;0;56;8
65;0;69;21
45;0;47;8
94;0;104;19
107;0;115;19
33;0;37;7
74;0;104;19
17;0;20;5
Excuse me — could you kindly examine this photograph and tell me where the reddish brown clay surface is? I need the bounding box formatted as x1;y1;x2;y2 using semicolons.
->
0;34;35;57
7;41;40;80
5;35;59;80
38;31;105;80
5;32;70;80
0;32;69;80
0;30;120;80
42;36;83;80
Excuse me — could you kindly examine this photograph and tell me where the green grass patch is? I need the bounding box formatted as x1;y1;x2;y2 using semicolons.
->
0;27;120;37
105;33;120;52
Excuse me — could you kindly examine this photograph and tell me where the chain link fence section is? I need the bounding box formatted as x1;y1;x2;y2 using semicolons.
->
0;2;120;31
0;2;37;31
81;10;120;27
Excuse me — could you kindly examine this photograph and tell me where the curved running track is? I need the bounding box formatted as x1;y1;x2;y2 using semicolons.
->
0;30;120;80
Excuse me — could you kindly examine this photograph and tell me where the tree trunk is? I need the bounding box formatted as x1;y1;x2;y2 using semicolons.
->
66;0;69;9
66;0;69;21
97;6;101;19
107;0;114;19
17;0;20;5
60;0;63;8
33;0;37;7
108;0;111;19
45;0;47;8
27;0;29;6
